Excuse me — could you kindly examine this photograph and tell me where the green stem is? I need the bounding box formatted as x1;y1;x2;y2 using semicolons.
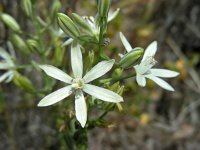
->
98;17;109;60
13;64;34;69
100;72;136;84
99;104;115;119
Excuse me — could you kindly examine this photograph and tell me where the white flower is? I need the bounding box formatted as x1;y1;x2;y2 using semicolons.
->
38;42;123;127
0;47;15;83
119;32;179;91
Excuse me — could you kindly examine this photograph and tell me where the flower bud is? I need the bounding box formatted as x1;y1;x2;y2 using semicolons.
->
71;13;93;35
13;72;35;94
51;0;61;21
98;0;112;17
27;39;40;52
0;13;21;32
57;13;80;38
22;0;33;17
118;47;144;69
11;34;30;54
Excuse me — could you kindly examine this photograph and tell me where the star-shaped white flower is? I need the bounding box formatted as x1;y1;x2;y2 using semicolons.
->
38;42;123;127
119;32;179;91
0;47;15;83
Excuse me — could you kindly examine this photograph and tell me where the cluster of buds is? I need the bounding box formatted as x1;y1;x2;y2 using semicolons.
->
57;0;119;44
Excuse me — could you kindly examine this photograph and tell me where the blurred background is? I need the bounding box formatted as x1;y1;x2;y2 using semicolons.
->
0;0;200;150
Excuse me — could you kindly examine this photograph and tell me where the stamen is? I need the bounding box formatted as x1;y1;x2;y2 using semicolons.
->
71;78;85;89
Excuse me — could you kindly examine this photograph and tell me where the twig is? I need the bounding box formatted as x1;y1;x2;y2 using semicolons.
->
166;37;200;90
175;98;200;126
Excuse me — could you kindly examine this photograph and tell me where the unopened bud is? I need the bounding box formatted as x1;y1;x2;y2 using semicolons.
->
27;39;40;52
98;0;112;17
1;13;21;32
118;47;144;69
22;0;33;17
57;13;80;38
51;0;61;21
13;72;35;94
11;34;30;54
71;13;93;35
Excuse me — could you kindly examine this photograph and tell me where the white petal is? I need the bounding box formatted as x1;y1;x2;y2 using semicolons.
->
40;65;72;84
118;53;124;58
38;86;73;106
62;38;73;47
71;42;83;78
0;48;10;60
83;84;123;103
0;71;12;83
7;41;16;59
83;59;115;83
142;41;157;62
136;74;146;87
119;32;132;52
5;71;14;83
145;74;175;91
108;8;120;22
75;90;87;128
0;48;12;64
151;69;179;78
0;62;11;69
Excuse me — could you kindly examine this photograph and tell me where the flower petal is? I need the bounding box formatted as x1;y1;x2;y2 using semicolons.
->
145;74;175;91
118;53;124;58
136;74;146;87
0;48;12;64
83;84;123;103
40;65;72;84
108;8;120;22
75;90;87;128
119;32;132;52
0;71;13;83
141;41;157;62
83;59;115;83
5;71;14;83
151;69;179;78
62;38;73;47
38;86;73;107
0;62;11;69
0;48;11;60
71;42;83;78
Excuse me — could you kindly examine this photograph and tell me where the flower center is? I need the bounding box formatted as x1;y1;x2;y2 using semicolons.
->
71;78;85;89
137;56;157;75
